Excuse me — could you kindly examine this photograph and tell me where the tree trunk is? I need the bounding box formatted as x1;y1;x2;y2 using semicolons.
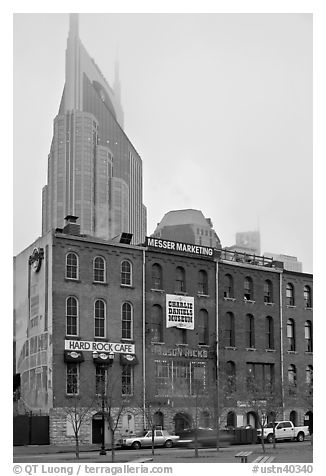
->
194;427;199;458
215;424;220;452
261;426;266;454
152;426;155;457
75;433;80;459
111;429;115;462
273;423;276;449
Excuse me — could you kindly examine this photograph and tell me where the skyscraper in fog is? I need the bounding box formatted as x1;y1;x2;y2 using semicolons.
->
42;14;147;244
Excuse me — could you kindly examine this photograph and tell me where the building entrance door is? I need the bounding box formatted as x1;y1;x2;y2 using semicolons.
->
174;413;192;435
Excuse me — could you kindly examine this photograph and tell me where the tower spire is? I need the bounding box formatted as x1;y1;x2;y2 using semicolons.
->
69;13;79;38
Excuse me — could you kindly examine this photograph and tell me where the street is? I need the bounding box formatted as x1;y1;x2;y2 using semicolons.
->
13;440;313;464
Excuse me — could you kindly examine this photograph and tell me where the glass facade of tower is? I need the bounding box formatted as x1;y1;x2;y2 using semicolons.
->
42;19;146;245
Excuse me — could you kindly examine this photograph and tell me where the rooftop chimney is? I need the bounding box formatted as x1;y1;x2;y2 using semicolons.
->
63;215;80;236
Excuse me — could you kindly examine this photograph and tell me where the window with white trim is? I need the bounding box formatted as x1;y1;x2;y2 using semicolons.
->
93;256;106;283
66;297;78;336
66;252;79;280
122;302;133;339
94;299;106;338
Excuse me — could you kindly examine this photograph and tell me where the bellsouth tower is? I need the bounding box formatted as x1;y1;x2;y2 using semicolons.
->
42;13;147;244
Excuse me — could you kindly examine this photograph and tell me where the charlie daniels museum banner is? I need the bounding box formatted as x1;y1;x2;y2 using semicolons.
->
166;294;194;330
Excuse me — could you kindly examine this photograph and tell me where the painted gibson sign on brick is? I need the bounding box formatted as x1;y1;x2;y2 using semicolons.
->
151;345;208;359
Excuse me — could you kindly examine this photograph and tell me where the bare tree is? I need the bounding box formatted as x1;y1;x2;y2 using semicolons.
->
62;376;98;459
101;365;129;462
246;380;282;453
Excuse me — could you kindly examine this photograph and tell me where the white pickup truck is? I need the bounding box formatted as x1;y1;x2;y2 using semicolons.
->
257;421;310;443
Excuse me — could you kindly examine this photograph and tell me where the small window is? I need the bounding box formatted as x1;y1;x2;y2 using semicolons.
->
246;314;255;348
198;309;209;345
226;361;236;392
264;280;273;303
287;319;296;351
305;320;313;352
66;363;79;395
179;328;187;345
175;266;186;293
93;256;106;283
122;302;133;339
94;299;106;338
304;285;312;308
121;260;132;286
244;277;253;300
66;297;78;336
288;364;297;389
122;366;133;396
66;252;78;280
265;316;274;349
286;283;295;306
151;264;163;290
95;365;107;396
198;270;208;295
224;274;234;298
225;312;235;347
150;305;163;342
305;365;313;385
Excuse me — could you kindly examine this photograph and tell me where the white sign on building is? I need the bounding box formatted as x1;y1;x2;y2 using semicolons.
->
166;294;194;330
64;340;135;354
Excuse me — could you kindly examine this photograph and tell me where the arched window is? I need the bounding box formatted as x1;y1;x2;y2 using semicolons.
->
289;410;297;426
122;302;133;339
265;316;274;349
200;411;210;428
66;252;78;279
287;319;296;351
267;412;276;425
225;312;235;347
94;299;106;338
121;260;132;286
305;320;313;352
264;280;273;303
224;274;234;298
226;361;236;392
66;297;78;336
226;411;236;428
304;285;312;308
93;256;106;283
305;365;313;386
175;266;186;292
151;264;163;290
246;314;255;348
286;283;295;306
198;309;209;345
198;270;208;295
244;277;253;301
150;305;163;342
153;411;164;429
288;365;297;395
246;411;258;428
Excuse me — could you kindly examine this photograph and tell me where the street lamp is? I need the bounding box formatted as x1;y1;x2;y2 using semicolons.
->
99;387;106;456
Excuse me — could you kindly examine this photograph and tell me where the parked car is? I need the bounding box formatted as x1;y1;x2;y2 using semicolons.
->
256;420;309;443
118;429;179;449
177;428;233;448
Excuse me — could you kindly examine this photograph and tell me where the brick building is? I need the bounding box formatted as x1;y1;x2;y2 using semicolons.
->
14;223;313;444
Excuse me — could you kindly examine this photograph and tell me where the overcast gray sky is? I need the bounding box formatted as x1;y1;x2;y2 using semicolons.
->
13;13;312;272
